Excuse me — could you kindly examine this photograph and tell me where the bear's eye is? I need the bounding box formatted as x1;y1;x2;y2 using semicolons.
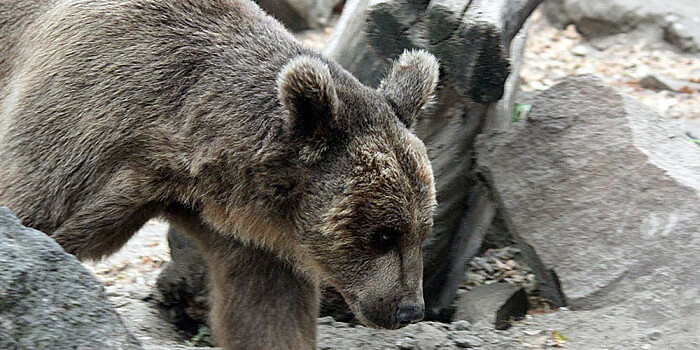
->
372;228;401;253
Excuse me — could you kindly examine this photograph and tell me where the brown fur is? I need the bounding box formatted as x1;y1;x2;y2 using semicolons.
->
0;1;439;349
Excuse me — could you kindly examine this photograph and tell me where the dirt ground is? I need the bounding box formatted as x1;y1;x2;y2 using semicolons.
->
83;222;186;349
520;11;700;122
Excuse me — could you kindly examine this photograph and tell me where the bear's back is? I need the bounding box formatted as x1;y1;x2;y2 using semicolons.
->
0;0;308;231
0;0;55;94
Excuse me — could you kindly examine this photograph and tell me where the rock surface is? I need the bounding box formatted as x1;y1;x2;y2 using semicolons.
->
640;74;700;93
478;75;700;348
0;207;142;350
317;320;520;349
454;284;528;330
542;0;700;52
672;119;700;142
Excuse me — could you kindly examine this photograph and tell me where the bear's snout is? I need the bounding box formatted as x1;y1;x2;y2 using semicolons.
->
396;303;424;326
354;292;425;330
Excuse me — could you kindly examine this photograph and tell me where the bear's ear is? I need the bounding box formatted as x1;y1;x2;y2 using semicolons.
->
277;55;338;137
379;50;439;128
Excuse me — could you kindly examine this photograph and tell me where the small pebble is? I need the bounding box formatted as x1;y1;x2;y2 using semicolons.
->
571;44;589;56
105;290;126;297
453;335;484;348
451;320;472;331
317;316;335;326
647;330;662;341
395;337;417;349
128;289;149;300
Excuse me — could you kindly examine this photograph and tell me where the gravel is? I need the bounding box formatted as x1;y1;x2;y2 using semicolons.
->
462;246;536;293
520;10;700;121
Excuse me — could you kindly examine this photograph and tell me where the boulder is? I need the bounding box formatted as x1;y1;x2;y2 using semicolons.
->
477;75;700;347
542;0;700;52
0;207;141;350
671;119;700;142
454;284;528;330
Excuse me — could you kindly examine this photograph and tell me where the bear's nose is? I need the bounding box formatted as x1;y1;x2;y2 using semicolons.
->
396;304;424;326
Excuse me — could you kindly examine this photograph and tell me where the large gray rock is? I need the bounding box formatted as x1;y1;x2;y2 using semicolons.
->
543;0;700;52
0;207;141;350
477;75;700;348
454;284;528;330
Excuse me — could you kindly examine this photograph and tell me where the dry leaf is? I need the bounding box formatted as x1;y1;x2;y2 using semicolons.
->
678;86;695;94
552;330;568;347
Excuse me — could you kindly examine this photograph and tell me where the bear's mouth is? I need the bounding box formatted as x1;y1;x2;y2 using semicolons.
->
337;290;402;330
357;307;401;330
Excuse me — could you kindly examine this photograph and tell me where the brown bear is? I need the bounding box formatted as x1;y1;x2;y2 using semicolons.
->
0;1;439;349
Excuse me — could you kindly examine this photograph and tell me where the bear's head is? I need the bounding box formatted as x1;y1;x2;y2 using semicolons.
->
277;50;439;329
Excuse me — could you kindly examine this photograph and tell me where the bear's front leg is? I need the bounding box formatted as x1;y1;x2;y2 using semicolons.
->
181;223;319;350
